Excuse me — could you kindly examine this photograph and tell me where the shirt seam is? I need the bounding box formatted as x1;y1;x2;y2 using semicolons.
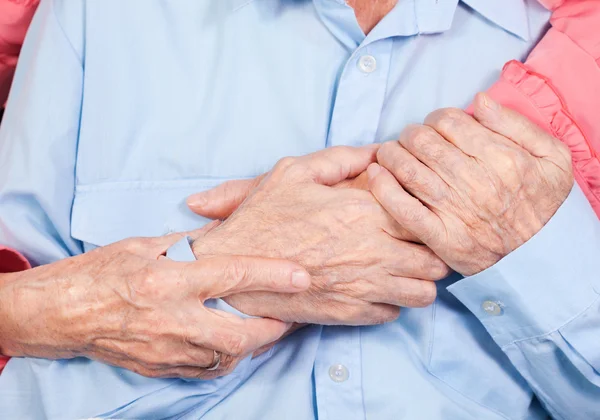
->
426;370;512;420
50;0;83;65
499;292;600;350
427;301;513;420
75;178;253;193
552;20;600;63
504;342;567;420
232;0;255;14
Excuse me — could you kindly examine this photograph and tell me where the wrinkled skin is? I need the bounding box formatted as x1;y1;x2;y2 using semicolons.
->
188;146;450;326
0;225;311;379
368;93;574;276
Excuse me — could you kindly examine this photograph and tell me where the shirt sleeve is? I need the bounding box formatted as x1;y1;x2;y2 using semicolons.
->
449;184;600;419
0;0;84;266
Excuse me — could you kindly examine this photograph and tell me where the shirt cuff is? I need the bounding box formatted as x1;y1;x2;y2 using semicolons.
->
0;247;30;273
448;184;600;347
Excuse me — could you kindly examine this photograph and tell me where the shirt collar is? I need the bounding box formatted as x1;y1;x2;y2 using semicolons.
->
461;0;530;40
229;0;531;41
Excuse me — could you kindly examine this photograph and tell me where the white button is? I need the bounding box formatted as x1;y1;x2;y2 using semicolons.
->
482;300;503;316
329;364;349;383
358;55;377;73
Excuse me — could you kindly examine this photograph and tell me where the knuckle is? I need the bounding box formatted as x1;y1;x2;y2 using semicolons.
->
400;205;425;225
429;108;465;132
400;282;437;308
372;305;401;324
377;141;396;163
417;282;438;307
407;126;438;150
497;151;520;174
427;258;452;280
121;236;145;252
218;354;240;373
274;156;297;173
135;265;161;294
400;164;419;185
222;333;249;357
225;257;249;285
132;365;160;378
326;145;353;158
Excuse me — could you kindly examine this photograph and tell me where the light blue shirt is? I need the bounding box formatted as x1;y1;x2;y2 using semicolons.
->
0;0;599;419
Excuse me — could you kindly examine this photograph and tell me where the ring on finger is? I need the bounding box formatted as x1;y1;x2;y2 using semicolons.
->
206;350;221;371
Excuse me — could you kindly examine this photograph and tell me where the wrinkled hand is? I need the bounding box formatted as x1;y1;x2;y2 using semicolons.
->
187;146;450;326
368;93;574;276
0;224;310;379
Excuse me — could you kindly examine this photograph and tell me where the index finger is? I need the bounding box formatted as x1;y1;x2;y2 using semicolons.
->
183;255;312;300
297;144;379;185
424;107;515;158
472;93;567;159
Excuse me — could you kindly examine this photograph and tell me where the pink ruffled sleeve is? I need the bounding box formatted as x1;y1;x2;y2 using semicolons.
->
481;0;600;217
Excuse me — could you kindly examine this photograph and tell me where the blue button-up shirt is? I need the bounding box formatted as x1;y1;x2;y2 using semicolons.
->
1;0;599;419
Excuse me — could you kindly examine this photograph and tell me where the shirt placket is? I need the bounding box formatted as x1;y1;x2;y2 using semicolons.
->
326;39;394;147
314;326;365;420
311;2;414;419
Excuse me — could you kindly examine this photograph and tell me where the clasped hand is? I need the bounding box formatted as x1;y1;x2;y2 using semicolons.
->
189;94;574;327
188;146;449;325
368;94;573;276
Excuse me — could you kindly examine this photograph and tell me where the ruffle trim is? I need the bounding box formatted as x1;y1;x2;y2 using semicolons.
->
501;60;600;217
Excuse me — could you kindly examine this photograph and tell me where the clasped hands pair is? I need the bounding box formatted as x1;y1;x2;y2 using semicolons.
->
1;95;572;380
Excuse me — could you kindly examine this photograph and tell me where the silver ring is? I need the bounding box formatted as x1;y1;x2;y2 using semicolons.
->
206;350;221;371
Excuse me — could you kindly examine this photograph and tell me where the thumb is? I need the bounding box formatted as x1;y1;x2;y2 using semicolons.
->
473;92;561;158
187;176;264;219
186;219;222;241
133;221;222;258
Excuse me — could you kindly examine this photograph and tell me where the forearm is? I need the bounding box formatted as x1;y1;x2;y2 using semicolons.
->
0;262;87;360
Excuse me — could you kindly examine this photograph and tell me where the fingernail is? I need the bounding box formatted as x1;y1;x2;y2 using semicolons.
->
481;93;500;111
187;194;207;208
367;163;381;180
291;270;311;289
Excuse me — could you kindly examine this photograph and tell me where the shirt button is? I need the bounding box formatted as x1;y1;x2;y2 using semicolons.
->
329;364;349;383
482;300;503;316
358;55;377;73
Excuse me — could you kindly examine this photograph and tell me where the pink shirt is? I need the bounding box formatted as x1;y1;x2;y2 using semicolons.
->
0;0;39;106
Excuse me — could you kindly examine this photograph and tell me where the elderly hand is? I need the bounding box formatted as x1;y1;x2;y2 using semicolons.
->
0;226;310;380
187;146;450;326
368;94;574;276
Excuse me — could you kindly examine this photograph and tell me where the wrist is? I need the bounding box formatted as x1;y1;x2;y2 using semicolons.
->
0;271;35;357
0;266;86;359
